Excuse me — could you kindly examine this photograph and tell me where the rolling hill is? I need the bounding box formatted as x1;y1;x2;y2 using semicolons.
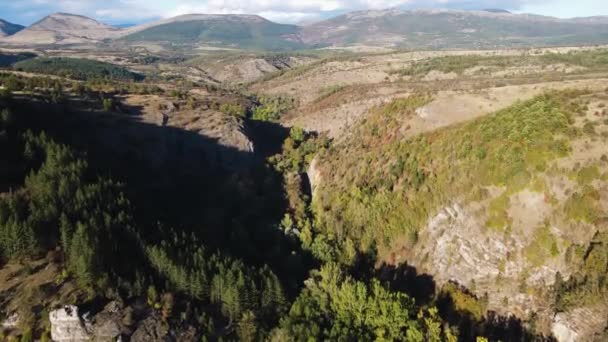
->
119;14;305;50
301;9;608;49
0;13;121;45
0;19;24;37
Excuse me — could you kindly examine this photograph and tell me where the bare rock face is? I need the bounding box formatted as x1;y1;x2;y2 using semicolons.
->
307;156;321;197
551;307;608;342
130;314;169;342
1;312;19;329
91;301;125;341
552;314;578;342
411;203;553;318
50;306;90;342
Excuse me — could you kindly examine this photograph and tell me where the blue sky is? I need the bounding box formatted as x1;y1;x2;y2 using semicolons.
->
2;0;608;26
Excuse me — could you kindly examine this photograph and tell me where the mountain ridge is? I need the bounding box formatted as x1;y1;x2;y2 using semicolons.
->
0;19;25;37
1;12;121;45
2;9;608;49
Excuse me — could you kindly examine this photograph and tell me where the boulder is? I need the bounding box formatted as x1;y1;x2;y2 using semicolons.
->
552;314;578;342
50;305;91;342
130;314;169;342
306;156;321;197
1;312;19;329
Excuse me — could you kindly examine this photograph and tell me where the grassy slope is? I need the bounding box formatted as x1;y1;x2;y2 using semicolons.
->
122;20;305;50
313;91;587;252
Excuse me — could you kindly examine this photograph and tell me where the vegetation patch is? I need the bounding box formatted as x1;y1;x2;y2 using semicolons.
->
440;282;486;322
14;57;143;81
314;91;585;256
524;224;559;267
0;52;36;68
251;95;295;121
313;84;348;103
556;232;608;310
485;192;512;231
574;164;601;185
541;49;608;68
564;185;601;224
390;55;518;77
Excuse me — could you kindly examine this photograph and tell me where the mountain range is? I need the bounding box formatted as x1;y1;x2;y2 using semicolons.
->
2;9;608;50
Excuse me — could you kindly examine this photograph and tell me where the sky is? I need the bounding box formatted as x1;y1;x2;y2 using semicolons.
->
2;0;608;26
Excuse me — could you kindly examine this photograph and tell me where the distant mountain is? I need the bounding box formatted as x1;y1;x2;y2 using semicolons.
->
1;13;121;45
113;23;136;29
301;9;608;49
570;16;608;24
119;14;305;50
0;19;24;37
483;9;512;14
3;9;608;50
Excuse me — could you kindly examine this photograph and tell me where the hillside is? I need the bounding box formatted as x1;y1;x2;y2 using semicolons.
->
0;19;24;37
13;57;143;81
120;14;305;50
0;13;121;45
2;4;608;342
301;9;608;49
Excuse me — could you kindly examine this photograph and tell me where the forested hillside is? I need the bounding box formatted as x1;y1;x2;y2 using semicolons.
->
13;58;142;81
1;42;608;341
0;71;496;341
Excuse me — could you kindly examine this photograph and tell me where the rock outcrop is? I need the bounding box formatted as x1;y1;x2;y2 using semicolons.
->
50;306;90;342
551;306;608;342
130;314;169;342
307;156;321;197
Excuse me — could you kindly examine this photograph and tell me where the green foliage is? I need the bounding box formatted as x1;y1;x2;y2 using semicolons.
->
524;224;559;267
280;263;456;341
575;164;601;185
269;128;330;174
441;283;485;321
146;235;287;329
0;131;136;287
541;49;608;68
485;192;512;231
219;103;246;118
314;92;582;254
14;58;143;81
0;52;36;68
382;94;432;116
557;232;608;309
564;185;601;224
251;95;295;122
313;84;347;103
391;55;516;77
391;49;608;78
102;98;115;112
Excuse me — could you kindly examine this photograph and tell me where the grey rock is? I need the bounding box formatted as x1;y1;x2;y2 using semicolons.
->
130;314;169;342
50;305;91;342
1;312;19;329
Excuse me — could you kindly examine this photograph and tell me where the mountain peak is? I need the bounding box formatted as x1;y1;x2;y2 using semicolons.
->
0;18;25;37
2;12;120;45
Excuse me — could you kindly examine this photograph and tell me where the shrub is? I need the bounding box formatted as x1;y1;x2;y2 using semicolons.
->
219;103;246;118
251;95;294;122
